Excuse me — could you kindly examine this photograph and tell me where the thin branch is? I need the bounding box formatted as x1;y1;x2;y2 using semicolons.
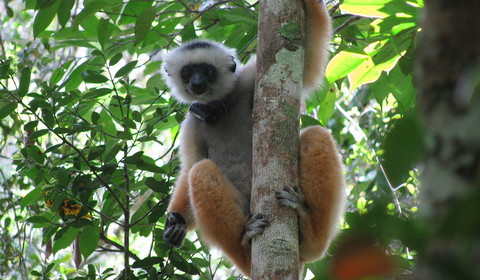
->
99;234;140;262
333;15;362;34
335;101;403;215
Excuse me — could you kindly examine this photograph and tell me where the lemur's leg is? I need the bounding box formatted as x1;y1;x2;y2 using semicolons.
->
276;126;345;262
188;159;268;276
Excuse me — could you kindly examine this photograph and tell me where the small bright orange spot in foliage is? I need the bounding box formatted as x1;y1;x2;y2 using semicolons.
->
332;237;395;280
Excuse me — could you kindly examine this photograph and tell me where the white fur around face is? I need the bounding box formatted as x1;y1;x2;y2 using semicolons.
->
161;40;242;104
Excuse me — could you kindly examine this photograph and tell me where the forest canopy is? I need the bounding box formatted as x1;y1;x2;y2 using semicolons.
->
0;0;427;279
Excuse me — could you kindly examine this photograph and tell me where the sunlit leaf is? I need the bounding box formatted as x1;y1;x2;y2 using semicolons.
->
326;51;368;84
20;188;43;209
33;0;60;38
342;0;395;18
135;8;156;46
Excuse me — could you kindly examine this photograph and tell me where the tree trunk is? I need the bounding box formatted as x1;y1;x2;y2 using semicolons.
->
415;1;480;279
251;0;306;278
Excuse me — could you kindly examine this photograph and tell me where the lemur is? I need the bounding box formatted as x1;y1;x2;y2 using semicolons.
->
161;0;345;277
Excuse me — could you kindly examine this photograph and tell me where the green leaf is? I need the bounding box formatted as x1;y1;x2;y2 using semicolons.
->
192;257;210;268
342;0;396;18
388;66;415;111
88;112;99;126
26;216;50;225
382;114;423;187
137;161;164;174
326;51;368;84
53;127;71;134
30;271;42;277
115;61;138;78
146;73;164;94
109;53;123;66
132;257;163;268
84;88;112;99
24;120;39;131
148;203;167;224
103;143;121;163
36;0;57;9
97;18;112;48
99;109;117;135
20;188;43;209
135;8;156;46
369;72;389;104
29;129;49;140
82;71;109;83
300;115;320;128
145;177;164;192
318;90;336;125
347;42;401;90
57;0;75;27
88;145;105;161
6;5;13;17
0;63;9;79
45;263;55;274
0;102;17;120
79;221;100;259
132;110;142;122
42;108;55;128
53;226;80;254
33;0;60;38
170;251;199;275
73;1;112;29
27;144;45;164
122;117;137;129
19;67;31;96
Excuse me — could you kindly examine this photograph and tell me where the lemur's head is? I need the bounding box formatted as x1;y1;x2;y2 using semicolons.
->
161;40;238;104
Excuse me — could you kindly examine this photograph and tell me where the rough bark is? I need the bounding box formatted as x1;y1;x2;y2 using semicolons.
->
251;0;306;279
415;1;480;279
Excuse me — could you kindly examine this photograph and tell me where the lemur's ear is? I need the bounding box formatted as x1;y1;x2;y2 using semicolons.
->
164;63;171;76
227;56;236;73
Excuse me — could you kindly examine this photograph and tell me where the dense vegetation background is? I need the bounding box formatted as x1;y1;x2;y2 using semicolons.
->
0;0;428;279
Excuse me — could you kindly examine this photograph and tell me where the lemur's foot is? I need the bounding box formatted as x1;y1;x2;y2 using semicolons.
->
276;186;309;216
241;213;270;247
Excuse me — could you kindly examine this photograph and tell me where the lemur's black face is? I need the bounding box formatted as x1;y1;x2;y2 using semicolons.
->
180;63;217;96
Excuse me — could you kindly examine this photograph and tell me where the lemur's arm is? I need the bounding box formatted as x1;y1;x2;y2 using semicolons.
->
163;120;203;246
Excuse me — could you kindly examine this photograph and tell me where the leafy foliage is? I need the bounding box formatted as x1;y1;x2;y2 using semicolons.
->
0;0;424;279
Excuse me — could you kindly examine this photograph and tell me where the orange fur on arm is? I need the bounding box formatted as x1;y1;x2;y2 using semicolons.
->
167;172;195;229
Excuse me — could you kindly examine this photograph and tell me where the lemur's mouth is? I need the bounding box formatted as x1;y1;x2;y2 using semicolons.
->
190;88;207;95
187;85;209;96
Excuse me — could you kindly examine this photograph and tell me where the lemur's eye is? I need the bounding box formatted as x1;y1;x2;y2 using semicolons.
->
205;67;216;77
181;68;191;78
